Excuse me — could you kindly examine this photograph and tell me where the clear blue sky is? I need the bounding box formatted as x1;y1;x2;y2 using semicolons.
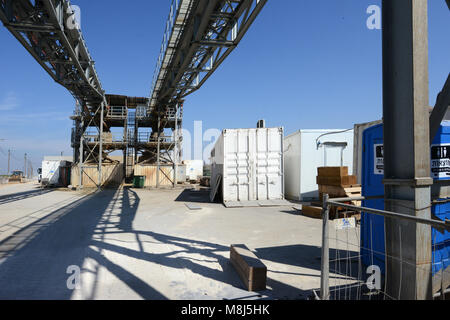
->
0;0;449;173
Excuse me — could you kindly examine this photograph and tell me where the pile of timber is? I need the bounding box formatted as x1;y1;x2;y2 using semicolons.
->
302;167;362;220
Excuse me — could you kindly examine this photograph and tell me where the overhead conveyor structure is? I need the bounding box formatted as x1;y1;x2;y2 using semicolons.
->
147;0;268;187
0;0;107;186
0;0;267;188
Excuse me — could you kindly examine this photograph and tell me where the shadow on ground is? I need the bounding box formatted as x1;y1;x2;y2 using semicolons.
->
0;188;54;206
0;186;349;300
175;188;212;204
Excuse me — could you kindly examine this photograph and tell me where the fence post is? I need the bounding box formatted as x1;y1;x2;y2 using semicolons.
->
321;193;330;300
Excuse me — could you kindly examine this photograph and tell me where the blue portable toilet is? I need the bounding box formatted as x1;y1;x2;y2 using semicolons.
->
361;122;450;276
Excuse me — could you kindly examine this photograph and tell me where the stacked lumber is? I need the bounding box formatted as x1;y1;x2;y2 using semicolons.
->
230;244;267;292
318;167;361;220
302;167;362;220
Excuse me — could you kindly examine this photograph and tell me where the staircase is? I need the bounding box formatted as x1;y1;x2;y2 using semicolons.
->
125;110;136;182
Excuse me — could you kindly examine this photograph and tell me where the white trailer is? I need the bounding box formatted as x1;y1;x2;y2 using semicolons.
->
284;129;354;201
41;156;72;186
210;128;285;207
183;160;204;181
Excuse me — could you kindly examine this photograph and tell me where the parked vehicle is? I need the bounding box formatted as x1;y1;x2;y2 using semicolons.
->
9;171;24;183
41;157;72;187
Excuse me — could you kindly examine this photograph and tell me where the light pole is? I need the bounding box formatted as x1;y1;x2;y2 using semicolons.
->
0;140;7;175
24;153;27;178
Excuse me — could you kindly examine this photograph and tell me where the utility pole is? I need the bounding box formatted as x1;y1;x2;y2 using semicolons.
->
0;140;7;175
24;153;27;177
29;161;33;179
8;149;10;175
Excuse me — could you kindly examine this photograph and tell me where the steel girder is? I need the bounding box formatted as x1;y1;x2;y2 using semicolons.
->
0;0;107;187
429;74;450;143
1;0;267;187
149;0;268;123
0;0;104;105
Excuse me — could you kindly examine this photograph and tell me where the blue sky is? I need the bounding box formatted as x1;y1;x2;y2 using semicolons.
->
0;0;449;173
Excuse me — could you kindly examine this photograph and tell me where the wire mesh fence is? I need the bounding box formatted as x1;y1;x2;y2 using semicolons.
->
319;194;450;300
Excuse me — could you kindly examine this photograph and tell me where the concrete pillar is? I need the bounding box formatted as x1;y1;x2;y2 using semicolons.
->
382;0;433;300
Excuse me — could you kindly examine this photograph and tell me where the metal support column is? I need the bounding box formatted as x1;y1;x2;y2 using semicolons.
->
382;0;433;300
79;118;84;190
173;105;179;187
156;115;161;188
98;103;104;189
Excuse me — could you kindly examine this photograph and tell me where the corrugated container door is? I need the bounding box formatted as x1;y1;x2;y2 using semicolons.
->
256;128;283;200
224;130;250;202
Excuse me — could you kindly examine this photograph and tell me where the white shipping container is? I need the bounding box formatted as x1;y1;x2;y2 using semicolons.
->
284;129;354;201
183;160;204;181
210;128;284;204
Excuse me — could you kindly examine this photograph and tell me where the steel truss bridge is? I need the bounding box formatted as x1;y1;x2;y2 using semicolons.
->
0;0;268;187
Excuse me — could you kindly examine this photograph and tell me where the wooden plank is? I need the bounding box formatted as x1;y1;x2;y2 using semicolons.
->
71;164;124;188
343;187;362;193
307;203;362;221
317;167;349;177
319;184;361;195
316;175;357;187
230;244;267;292
319;185;362;205
301;205;323;219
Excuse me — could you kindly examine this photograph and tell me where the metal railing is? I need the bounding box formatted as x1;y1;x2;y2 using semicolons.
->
319;194;450;300
137;132;174;144
106;106;127;119
150;0;191;106
83;132;127;144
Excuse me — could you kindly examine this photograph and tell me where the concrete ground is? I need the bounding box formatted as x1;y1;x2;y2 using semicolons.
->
0;182;359;300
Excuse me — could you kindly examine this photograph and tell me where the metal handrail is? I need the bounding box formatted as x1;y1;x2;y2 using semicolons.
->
150;0;185;103
320;193;450;300
325;195;450;230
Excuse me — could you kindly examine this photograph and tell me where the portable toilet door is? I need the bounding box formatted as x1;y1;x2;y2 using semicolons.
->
361;122;450;278
361;124;386;274
430;123;450;277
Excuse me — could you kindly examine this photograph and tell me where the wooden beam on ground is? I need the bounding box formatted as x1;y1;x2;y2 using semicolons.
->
230;244;267;292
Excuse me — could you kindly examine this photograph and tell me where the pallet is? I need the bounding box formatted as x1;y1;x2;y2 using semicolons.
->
319;185;362;206
302;205;361;221
313;167;362;220
230;245;267;292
